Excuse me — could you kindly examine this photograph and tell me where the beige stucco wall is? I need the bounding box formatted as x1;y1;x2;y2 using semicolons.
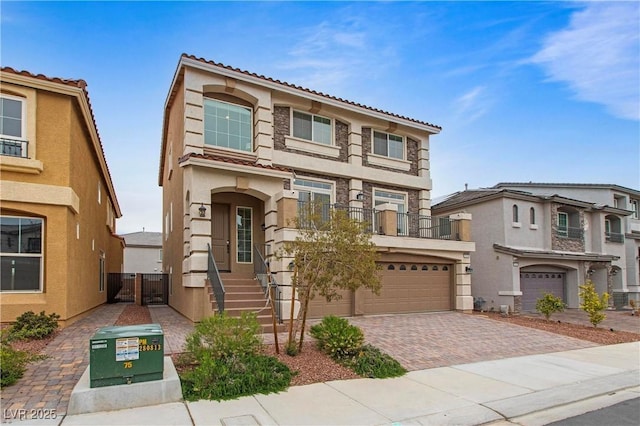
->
1;83;123;325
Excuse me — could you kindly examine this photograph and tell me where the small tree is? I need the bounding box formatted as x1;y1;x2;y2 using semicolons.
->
280;203;381;353
535;293;565;321
579;280;609;327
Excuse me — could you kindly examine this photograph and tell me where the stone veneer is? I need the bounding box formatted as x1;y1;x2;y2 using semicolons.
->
550;203;585;252
361;128;419;176
273;106;349;163
513;295;523;313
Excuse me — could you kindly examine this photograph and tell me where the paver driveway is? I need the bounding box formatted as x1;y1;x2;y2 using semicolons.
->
347;312;598;371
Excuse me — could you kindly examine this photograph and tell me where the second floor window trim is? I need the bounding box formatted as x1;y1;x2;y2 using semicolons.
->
292;110;332;145
1;94;28;158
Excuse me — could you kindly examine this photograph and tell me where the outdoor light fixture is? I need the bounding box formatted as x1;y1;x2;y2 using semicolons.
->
356;192;365;201
513;261;519;267
611;269;618;276
198;203;207;217
587;269;595;276
465;266;473;273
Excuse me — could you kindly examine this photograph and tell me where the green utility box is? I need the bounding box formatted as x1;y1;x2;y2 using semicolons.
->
89;323;164;388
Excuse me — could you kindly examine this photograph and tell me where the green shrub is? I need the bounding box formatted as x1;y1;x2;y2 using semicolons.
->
185;312;263;361
536;293;566;321
0;341;30;388
579;281;609;327
284;339;299;356
310;315;364;359
180;354;292;401
9;311;59;340
342;344;406;379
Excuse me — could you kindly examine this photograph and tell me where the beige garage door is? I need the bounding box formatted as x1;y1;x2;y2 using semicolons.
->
306;288;353;319
364;263;452;314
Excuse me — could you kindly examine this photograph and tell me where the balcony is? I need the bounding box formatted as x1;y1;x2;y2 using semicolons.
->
556;226;583;240
296;201;461;241
0;137;28;158
605;232;624;243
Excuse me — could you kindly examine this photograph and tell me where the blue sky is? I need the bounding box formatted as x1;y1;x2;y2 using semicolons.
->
2;1;639;234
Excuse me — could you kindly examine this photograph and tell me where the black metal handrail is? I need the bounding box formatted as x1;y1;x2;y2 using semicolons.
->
253;244;283;323
333;204;377;233
207;243;225;312
605;232;624;243
0;137;28;158
557;226;583;239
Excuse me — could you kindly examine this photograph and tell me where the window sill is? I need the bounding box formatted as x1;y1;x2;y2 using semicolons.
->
0;156;43;174
530;224;539;230
512;222;521;228
367;154;411;171
285;136;340;158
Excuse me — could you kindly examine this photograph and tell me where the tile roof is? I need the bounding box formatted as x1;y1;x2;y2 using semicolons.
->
181;54;442;130
494;182;640;196
120;231;162;247
179;152;292;173
1;66;121;217
432;189;506;210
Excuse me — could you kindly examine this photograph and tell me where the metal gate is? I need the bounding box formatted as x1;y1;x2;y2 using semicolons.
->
107;273;135;303
141;273;169;305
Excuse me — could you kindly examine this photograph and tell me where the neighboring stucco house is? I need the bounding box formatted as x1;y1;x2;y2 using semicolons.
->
121;231;163;273
0;67;123;326
432;184;636;313
159;54;475;323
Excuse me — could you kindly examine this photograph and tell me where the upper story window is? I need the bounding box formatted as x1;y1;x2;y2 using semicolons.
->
605;215;624;243
1;95;27;158
373;131;403;160
512;205;519;223
204;98;252;152
0;216;43;292
557;207;582;239
530;207;536;225
292;111;332;145
631;200;639;219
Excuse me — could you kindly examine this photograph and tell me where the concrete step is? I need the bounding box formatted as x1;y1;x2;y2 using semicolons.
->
225;299;270;309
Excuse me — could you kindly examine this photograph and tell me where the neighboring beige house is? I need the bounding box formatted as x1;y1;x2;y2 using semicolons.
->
121;231;163;273
432;183;637;313
159;54;475;323
0;67;123;326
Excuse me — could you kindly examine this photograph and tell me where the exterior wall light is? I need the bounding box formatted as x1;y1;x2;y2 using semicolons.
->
465;266;473;273
198;203;207;217
587;269;595;276
513;261;519;267
356;192;365;201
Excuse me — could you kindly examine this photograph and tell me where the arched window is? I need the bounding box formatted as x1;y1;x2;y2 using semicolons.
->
387;264;395;270
513;204;519;223
399;264;407;270
411;265;418;271
530;207;536;225
422;265;429;271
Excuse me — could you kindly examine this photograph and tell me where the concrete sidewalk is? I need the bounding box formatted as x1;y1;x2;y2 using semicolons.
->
53;342;639;426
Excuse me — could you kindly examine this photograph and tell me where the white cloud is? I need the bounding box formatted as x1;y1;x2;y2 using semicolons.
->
530;2;640;121
452;86;491;123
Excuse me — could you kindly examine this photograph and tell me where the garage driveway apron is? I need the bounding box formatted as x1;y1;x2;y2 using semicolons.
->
347;312;597;371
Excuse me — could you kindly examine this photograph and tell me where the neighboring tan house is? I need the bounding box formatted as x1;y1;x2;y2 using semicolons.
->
159;54;475;323
432;185;635;313
0;67;123;326
121;231;163;273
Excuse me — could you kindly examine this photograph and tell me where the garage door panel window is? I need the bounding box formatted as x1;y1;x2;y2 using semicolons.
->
0;216;43;292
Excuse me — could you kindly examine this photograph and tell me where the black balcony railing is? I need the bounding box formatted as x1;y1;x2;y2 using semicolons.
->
297;201;460;241
557;226;583;239
1;138;28;158
605;232;624;243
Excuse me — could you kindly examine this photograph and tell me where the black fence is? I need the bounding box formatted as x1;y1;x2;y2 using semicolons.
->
141;273;169;305
107;273;135;303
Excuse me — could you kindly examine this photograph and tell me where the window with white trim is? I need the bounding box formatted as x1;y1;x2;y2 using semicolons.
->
1;216;43;291
631;200;639;219
373;131;403;160
374;189;407;235
292;111;332;145
557;212;568;236
1;95;27;158
236;207;252;263
294;178;333;224
204;98;252;152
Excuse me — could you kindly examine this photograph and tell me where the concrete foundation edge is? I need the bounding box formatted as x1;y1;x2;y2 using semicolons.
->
67;356;182;415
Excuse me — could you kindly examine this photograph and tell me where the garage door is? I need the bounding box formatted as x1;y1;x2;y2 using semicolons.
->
364;263;452;314
307;288;353;319
521;272;565;311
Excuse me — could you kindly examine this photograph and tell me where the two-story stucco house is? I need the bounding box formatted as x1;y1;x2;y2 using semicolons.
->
159;54;475;323
121;231;163;273
0;67;124;326
432;184;637;313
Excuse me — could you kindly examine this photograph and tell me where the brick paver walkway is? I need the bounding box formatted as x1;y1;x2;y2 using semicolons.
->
148;305;194;355
1;304;125;419
347;312;598;371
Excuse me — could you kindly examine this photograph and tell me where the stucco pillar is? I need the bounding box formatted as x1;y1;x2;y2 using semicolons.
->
449;212;472;241
276;190;299;229
377;203;398;236
455;260;473;312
